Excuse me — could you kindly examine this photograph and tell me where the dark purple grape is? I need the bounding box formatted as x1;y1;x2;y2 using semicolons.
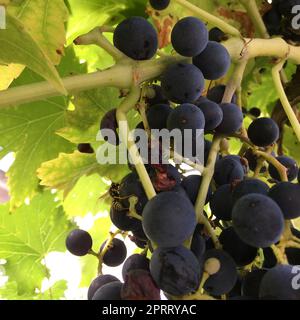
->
92;281;123;300
142;191;196;247
109;205;141;231
171;17;208;57
88;274;119;300
268;156;299;181
219;227;258;267
248;107;261;118
122;254;150;280
209;27;226;42
100;108;119;145
118;172;148;215
193;41;231;80
215;103;243;135
149;0;170;10
269;182;300;219
66;229;92;256
232;178;270;204
248;117;279;147
203;249;238;296
100;238;127;267
191;225;206;263
145;85;169;106
161;63;205;104
113;17;158;60
214;156;245;186
77;143;94;154
259;264;300;300
241;269;268;299
121;269;160;300
207;85;237;104
210;184;234;221
181;175;212;205
150;246;202;296
146;103;173;130
196;98;223;131
232;194;284;248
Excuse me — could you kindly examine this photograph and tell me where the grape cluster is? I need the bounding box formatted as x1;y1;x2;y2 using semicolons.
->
67;6;300;301
263;0;300;42
100;15;239;161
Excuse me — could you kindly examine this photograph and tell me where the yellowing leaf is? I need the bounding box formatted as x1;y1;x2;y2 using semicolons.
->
0;63;24;90
37;151;101;196
8;0;69;65
0;14;66;94
37;151;129;197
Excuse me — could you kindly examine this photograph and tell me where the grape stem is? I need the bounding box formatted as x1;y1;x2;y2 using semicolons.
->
2;37;300;108
240;0;288;83
88;249;99;258
179;272;216;300
254;150;288;182
97;229;124;275
272;60;300;142
194;135;223;249
173;0;241;37
74;27;127;61
230;134;289;181
270;244;288;265
276;221;300;262
128;196;143;221
222;59;248;104
239;0;269;39
116;87;156;200
169;150;204;173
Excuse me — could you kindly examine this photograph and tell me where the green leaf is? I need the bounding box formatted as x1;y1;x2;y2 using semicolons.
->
8;0;69;65
73;34;114;72
282;126;300;164
243;59;296;115
37;151;130;197
66;0;127;44
0;192;73;294
0;78;73;209
0;14;66;94
0;47;85;210
0;280;67;300
37;151;101;196
63;173;110;217
57;87;121;144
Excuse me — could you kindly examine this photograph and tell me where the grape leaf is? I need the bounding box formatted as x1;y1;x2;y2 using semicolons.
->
73;33;114;72
0;73;73;210
0;64;24;90
282;126;300;164
0;14;66;94
37;151;130;197
0;192;73;294
8;0;69;65
57;86;122;144
37;152;102;196
62;173;110;218
66;0;128;44
0;47;86;210
0;280;67;300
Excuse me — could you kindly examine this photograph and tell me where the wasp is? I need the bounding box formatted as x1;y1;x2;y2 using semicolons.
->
98;182;131;212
